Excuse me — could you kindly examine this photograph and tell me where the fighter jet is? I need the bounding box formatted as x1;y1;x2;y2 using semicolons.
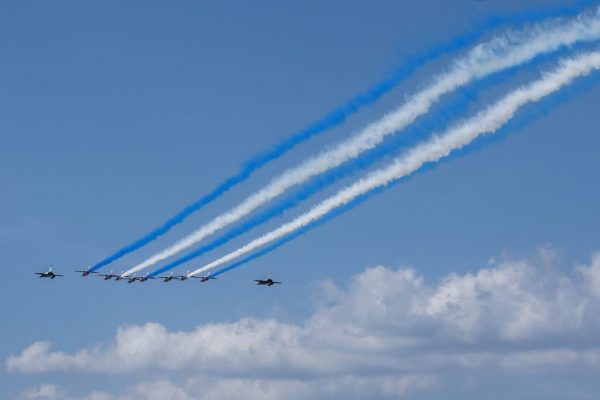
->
175;270;192;281
254;276;281;286
99;270;120;281
157;272;177;282
75;266;97;277
137;272;153;283
194;274;218;283
126;273;138;284
35;266;63;279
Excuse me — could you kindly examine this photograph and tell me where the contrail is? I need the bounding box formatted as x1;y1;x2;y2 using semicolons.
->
145;47;557;279
123;7;600;277
189;50;600;277
89;9;521;274
91;5;593;274
147;86;480;278
147;39;594;280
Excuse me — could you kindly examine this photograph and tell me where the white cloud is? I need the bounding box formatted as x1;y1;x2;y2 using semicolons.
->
578;252;600;298
7;251;600;399
84;393;116;400
18;384;64;400
127;381;191;400
16;376;435;400
181;374;436;400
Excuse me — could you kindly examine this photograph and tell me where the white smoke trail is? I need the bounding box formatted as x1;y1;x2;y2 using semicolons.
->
189;50;600;277
124;8;600;276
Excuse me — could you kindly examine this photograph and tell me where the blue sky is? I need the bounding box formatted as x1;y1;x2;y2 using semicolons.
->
2;1;600;399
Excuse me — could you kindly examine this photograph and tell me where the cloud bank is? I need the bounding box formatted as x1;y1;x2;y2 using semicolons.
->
8;251;600;399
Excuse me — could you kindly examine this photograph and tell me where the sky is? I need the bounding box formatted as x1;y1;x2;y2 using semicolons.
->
1;0;600;399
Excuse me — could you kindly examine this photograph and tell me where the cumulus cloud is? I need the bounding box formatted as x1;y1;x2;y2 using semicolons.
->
18;384;64;400
182;375;435;400
16;384;116;400
578;253;600;298
7;251;600;399
17;376;435;400
17;382;192;400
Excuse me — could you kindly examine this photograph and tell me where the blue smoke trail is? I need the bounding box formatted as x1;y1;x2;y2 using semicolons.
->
91;0;597;272
148;83;475;277
148;41;598;278
209;67;600;278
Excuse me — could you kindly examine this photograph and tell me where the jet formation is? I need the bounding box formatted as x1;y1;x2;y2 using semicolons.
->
34;266;278;286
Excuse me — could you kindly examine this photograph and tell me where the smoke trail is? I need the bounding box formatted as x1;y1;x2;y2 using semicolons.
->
147;42;583;279
209;69;600;279
189;50;600;277
147;80;480;277
88;11;524;274
123;7;600;277
92;2;598;273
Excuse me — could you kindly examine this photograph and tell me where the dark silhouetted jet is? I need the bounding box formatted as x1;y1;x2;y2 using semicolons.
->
255;277;281;286
137;272;153;283
75;266;97;277
35;266;63;279
157;272;177;282
194;274;218;283
175;270;192;281
99;270;120;281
